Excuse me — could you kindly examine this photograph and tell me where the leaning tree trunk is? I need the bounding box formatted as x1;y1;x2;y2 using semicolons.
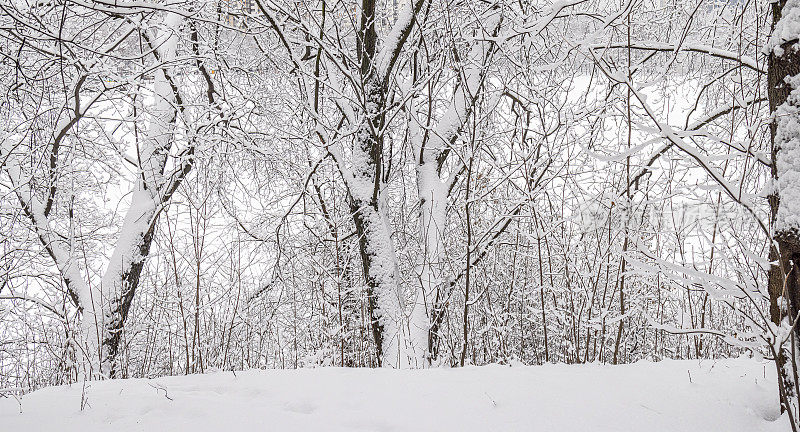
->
91;14;183;378
767;0;800;421
416;8;502;364
3;13;188;379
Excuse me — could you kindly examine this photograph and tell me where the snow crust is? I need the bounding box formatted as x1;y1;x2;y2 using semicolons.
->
0;359;787;431
776;74;800;233
769;0;800;55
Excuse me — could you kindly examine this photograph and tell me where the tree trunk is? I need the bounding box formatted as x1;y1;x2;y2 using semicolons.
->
349;72;411;366
768;0;800;420
414;160;447;366
89;13;185;377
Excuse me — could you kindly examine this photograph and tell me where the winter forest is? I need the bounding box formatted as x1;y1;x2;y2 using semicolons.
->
1;0;799;430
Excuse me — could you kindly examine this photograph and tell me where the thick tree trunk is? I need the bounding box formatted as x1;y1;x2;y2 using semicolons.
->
349;76;412;367
351;195;408;367
768;0;800;420
348;0;432;368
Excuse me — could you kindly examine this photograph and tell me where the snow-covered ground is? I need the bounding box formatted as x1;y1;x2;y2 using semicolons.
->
0;358;788;431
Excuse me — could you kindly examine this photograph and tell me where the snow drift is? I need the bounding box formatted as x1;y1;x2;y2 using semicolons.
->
0;358;788;431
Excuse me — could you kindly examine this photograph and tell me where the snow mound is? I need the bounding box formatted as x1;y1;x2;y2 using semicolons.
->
0;358;787;432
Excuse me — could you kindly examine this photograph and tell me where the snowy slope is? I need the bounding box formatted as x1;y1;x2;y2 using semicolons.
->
0;358;788;432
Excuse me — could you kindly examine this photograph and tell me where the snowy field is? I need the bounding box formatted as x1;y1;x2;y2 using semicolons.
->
0;358;788;432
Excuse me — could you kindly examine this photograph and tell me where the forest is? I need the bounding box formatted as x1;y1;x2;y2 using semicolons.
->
1;0;799;430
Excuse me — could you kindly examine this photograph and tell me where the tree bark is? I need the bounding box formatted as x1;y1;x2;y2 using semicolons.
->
768;0;800;420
